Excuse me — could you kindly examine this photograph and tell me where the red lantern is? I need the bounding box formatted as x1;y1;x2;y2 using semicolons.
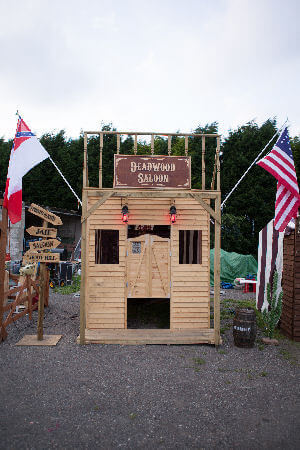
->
170;205;176;223
122;205;129;223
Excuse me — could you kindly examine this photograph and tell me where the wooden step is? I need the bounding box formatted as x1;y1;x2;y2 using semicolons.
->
77;328;219;345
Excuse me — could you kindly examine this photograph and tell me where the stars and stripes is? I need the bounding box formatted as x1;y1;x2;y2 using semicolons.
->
257;127;300;232
256;219;283;311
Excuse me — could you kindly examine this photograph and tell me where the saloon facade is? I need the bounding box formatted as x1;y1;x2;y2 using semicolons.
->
79;131;221;345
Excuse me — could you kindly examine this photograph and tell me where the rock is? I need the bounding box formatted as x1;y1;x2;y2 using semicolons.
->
262;337;279;345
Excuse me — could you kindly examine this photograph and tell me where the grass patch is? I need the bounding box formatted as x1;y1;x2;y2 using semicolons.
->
260;371;268;377
279;348;298;365
220;324;232;334
218;349;227;355
54;275;81;294
192;357;205;365
129;413;137;420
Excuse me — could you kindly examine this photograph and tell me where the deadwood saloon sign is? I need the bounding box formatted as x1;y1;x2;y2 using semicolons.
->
114;155;191;189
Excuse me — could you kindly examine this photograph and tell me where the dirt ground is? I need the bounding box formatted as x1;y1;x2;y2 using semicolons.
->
0;290;299;449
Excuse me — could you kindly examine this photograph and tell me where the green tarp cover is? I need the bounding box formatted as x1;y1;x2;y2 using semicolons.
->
210;249;257;285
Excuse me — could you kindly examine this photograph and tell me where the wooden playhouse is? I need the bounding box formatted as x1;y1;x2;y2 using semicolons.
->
79;130;221;345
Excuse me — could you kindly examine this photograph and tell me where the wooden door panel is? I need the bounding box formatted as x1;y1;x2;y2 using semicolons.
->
127;234;170;298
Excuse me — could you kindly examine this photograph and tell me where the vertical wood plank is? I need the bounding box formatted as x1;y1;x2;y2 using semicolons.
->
37;219;48;340
83;132;88;189
185;136;188;155
214;193;221;345
148;235;152;297
27;275;32;321
80;190;88;344
125;233;128;329
134;134;137;155
202;135;206;190
168;135;171;156
117;134;120;154
216;136;220;191
151;135;154;155
99;133;103;188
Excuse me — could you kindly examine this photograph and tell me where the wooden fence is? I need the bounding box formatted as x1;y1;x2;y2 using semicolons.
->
0;271;49;341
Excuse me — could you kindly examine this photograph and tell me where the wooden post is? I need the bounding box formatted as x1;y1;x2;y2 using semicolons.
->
134;135;137;155
83;132;88;189
168;135;171;156
0;201;8;341
185;136;188;156
211;153;217;190
214;195;221;345
214;136;221;345
216;136;220;191
27;275;33;321
99;133;103;188
151;135;154;155
117;134;120;154
37;219;48;340
202;136;206;190
79;189;87;344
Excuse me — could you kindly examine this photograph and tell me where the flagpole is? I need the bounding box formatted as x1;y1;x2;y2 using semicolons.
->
221;120;288;210
48;156;82;207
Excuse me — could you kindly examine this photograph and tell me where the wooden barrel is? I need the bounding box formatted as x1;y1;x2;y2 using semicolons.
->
233;308;257;348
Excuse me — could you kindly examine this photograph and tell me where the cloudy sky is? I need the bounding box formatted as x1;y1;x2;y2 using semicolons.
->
0;0;299;140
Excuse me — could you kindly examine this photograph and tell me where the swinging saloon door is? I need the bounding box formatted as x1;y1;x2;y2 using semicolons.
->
127;234;170;298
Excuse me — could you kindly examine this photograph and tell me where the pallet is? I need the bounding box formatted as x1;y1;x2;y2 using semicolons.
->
77;328;218;345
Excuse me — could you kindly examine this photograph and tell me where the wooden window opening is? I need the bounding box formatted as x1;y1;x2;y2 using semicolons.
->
95;230;119;264
179;230;202;264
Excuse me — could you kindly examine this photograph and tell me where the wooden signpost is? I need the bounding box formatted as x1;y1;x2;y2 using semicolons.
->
28;204;63;226
25;204;62;341
23;252;61;263
26;226;57;238
29;239;60;252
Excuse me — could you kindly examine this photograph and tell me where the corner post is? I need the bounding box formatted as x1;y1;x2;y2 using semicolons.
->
83;132;88;189
99;133;103;188
202;136;206;190
214;137;221;345
216;136;220;191
80;188;87;344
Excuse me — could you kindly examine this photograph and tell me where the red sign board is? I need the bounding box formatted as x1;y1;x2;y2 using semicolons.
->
114;155;191;189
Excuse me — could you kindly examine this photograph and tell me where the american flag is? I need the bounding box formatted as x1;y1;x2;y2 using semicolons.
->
257;127;300;232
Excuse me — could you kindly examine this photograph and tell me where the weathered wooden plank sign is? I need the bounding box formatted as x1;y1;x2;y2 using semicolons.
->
23;252;60;263
26;226;57;238
29;239;60;251
28;204;63;226
114;155;191;189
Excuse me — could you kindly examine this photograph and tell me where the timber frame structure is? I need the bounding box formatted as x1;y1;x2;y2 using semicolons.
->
79;130;221;345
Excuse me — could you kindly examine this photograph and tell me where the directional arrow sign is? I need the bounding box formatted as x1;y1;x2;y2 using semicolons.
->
26;226;57;238
28;203;63;226
23;252;60;263
29;239;60;251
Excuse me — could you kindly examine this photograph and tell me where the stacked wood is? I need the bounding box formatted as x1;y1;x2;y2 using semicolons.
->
281;220;300;341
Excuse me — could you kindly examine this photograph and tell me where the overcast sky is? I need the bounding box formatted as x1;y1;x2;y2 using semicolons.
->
0;0;299;141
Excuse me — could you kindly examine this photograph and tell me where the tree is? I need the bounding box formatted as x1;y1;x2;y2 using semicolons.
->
220;119;278;255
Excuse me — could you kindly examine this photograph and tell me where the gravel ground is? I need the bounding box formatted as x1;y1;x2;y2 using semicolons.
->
0;290;299;450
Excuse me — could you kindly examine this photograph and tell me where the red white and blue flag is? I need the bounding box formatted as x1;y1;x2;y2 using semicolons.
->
3;117;49;224
257;127;300;232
